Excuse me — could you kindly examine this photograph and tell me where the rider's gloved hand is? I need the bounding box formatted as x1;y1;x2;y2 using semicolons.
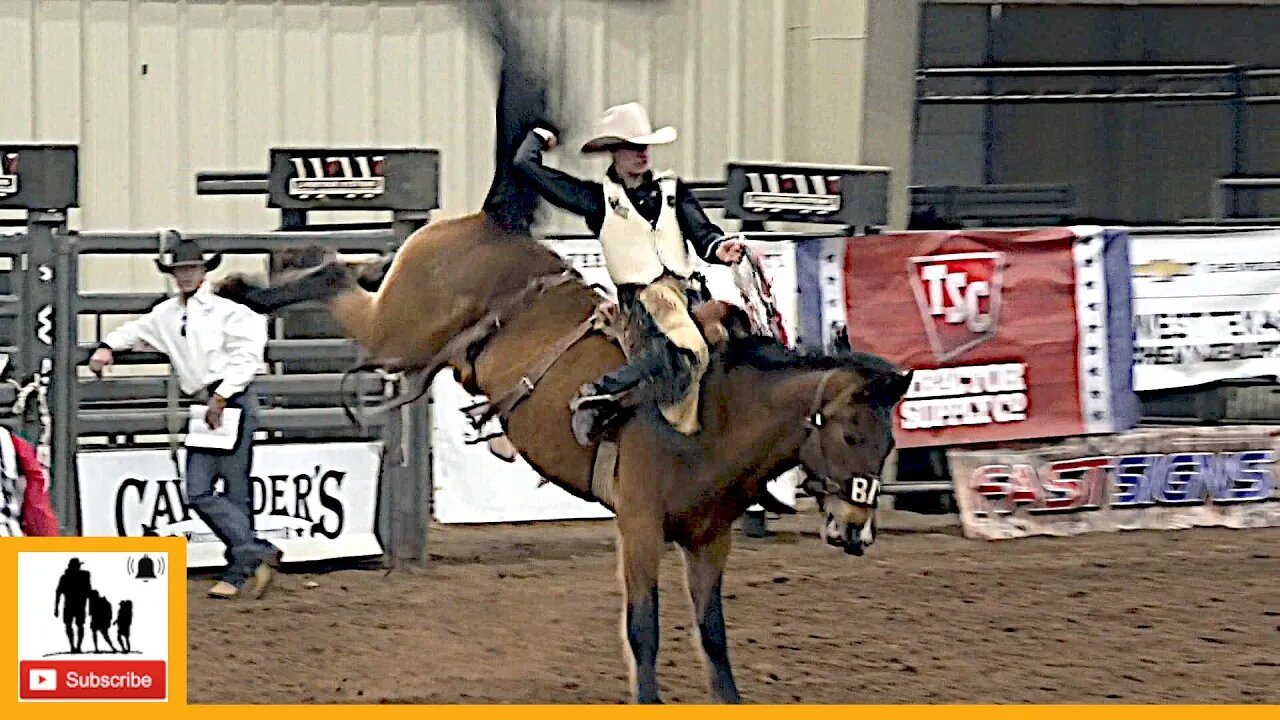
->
532;127;559;149
715;237;746;264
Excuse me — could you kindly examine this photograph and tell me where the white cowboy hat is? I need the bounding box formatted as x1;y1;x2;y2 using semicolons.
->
580;102;678;153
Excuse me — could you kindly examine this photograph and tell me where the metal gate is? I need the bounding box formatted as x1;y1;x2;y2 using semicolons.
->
0;143;437;563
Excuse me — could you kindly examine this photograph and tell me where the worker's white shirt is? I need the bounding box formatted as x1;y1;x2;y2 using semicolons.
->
101;283;268;398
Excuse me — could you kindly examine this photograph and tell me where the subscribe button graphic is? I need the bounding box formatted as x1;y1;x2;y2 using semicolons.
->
20;660;167;701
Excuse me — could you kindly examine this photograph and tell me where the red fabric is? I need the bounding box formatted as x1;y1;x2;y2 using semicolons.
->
11;432;60;536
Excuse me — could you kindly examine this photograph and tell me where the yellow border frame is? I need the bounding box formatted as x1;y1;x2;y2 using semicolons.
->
4;537;1275;718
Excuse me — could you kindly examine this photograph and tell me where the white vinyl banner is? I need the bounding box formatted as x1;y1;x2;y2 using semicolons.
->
1130;230;1280;391
76;443;384;568
430;375;615;524
429;237;800;524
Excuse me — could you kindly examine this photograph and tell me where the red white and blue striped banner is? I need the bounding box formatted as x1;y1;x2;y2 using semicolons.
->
796;226;1140;448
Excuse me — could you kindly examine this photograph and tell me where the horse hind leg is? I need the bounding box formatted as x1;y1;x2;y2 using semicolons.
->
215;261;354;315
350;254;395;292
217;262;384;356
682;530;741;704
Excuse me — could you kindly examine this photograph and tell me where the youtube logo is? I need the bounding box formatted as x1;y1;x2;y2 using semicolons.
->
27;668;57;692
19;660;166;701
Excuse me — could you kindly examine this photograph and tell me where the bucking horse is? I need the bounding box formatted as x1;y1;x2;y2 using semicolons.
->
216;0;911;704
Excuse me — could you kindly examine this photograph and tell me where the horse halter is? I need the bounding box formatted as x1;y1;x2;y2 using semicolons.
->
798;369;883;510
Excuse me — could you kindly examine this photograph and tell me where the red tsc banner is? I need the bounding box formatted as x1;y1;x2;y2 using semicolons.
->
795;226;1139;448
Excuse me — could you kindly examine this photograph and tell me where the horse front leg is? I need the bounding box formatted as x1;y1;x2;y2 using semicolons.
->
682;529;741;703
618;520;664;704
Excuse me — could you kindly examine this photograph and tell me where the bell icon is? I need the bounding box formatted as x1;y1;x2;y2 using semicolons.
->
135;554;157;581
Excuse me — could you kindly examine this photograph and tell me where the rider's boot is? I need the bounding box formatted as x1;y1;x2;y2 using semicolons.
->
569;355;658;446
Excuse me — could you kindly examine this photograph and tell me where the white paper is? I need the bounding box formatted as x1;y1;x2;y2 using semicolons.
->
183;405;241;450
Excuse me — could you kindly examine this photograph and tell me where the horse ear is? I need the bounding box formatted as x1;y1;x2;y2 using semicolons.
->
890;369;913;401
863;369;913;405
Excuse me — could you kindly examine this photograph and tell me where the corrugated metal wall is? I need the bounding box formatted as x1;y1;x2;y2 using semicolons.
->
1;0;790;290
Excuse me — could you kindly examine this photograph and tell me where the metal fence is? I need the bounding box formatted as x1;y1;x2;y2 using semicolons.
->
0;144;436;563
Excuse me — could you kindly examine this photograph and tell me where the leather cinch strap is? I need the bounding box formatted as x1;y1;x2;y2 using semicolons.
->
474;303;617;428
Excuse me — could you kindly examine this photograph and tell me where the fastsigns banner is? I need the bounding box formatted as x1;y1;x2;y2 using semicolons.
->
797;226;1140;448
947;426;1280;540
1130;229;1280;391
76;442;384;568
429;236;800;524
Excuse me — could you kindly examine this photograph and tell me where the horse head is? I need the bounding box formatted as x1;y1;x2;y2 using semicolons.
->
794;364;912;557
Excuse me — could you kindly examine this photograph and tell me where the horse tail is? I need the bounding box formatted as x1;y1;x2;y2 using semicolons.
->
467;0;565;233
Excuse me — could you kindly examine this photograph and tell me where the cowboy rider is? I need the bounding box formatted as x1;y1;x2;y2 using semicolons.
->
513;101;746;445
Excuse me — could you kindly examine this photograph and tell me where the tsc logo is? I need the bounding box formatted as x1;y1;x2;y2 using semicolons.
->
908;252;1006;362
287;155;386;200
0;151;18;198
742;172;841;216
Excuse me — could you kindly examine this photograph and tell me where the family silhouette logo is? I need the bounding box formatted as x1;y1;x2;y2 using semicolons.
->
8;537;186;704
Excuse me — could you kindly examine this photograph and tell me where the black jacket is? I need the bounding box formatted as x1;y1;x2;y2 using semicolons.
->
512;130;729;264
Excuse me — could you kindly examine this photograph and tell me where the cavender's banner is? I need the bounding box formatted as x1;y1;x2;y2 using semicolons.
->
797;226;1139;448
76;443;384;568
1130;229;1280;391
946;426;1280;540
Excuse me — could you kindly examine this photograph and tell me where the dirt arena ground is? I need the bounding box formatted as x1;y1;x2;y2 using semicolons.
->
187;507;1279;705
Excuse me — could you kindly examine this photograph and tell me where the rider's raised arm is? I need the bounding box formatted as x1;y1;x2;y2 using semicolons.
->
674;180;728;263
512;130;606;228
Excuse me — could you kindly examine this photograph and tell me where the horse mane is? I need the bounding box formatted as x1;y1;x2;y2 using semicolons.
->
723;332;901;378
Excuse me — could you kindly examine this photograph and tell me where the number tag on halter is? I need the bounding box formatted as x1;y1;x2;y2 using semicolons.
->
847;476;881;507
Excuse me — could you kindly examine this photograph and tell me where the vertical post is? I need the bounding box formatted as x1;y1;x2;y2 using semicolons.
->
1228;67;1247;218
981;4;1002;187
22;212;64;523
741;218;769;539
378;376;404;567
392;210;431;564
50;221;78;533
3;145;78;530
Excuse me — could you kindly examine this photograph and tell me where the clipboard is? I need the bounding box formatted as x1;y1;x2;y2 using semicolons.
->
184;405;242;450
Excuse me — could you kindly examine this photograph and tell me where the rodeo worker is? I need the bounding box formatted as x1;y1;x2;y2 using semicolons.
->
88;233;281;600
513;101;746;445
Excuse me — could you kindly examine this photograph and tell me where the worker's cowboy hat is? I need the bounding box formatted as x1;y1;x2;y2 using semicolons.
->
154;230;222;274
580;102;677;153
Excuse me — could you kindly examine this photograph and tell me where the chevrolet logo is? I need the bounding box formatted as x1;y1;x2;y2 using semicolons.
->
1133;259;1196;281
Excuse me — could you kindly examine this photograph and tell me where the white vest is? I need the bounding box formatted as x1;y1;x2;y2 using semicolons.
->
0;429;24;537
598;171;696;285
